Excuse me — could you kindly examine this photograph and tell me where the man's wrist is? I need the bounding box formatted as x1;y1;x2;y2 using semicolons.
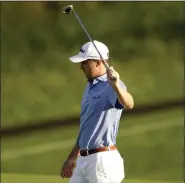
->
111;80;120;90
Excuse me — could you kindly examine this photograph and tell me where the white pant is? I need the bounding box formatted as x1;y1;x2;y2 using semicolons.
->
69;149;125;183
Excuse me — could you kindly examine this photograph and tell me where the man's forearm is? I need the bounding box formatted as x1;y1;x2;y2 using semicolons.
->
67;143;80;160
113;82;134;109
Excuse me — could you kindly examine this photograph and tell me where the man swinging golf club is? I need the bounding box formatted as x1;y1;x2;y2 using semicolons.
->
60;40;134;183
60;5;134;183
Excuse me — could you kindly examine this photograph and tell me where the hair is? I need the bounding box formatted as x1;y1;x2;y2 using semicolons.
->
93;59;109;63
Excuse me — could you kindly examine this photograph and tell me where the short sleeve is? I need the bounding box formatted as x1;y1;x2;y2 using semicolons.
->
108;80;127;109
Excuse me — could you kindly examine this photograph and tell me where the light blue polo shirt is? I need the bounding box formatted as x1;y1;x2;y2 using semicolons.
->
77;73;127;150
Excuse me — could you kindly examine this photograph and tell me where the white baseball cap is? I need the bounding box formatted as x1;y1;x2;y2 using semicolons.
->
69;40;109;63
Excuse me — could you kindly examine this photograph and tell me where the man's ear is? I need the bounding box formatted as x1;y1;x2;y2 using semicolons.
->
95;60;101;67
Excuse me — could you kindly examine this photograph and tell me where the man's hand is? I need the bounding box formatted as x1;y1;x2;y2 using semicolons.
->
60;158;76;179
60;142;79;179
106;66;120;87
106;66;134;109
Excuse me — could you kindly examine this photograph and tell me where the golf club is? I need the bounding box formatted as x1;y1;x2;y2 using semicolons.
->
62;5;111;71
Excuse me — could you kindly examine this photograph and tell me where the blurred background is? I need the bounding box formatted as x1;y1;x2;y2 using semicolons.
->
1;1;184;183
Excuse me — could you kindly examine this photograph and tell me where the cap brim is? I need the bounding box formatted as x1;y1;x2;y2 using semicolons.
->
69;55;87;63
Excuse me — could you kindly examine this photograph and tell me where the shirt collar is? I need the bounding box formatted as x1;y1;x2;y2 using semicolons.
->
88;73;107;85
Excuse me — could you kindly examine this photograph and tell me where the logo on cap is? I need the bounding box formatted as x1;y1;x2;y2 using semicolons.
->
80;47;85;53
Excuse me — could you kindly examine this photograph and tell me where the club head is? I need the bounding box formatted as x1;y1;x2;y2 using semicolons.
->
62;5;73;15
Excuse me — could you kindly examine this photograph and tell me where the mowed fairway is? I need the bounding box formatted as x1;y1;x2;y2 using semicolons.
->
1;173;183;183
1;108;184;183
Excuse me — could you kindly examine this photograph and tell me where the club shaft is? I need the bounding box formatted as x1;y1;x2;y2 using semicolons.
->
73;10;110;70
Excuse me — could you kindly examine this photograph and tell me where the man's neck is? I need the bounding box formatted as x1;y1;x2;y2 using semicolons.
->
88;72;106;83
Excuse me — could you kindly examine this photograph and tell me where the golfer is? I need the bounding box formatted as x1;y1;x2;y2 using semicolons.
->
61;40;134;183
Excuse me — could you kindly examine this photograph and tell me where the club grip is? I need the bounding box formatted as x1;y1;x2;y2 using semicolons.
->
102;61;116;81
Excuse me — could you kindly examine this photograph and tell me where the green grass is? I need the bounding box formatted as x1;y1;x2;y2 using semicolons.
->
1;1;184;128
1;52;184;127
1;173;183;183
1;108;184;181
